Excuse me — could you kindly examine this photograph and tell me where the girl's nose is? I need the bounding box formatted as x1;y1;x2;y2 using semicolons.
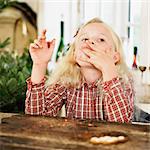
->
86;39;95;45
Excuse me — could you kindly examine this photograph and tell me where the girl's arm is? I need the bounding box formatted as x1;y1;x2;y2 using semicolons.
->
78;41;134;122
101;77;134;123
29;29;55;84
31;63;47;84
25;29;62;116
25;78;67;116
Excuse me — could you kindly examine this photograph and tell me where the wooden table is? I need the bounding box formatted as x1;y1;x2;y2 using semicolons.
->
0;113;150;150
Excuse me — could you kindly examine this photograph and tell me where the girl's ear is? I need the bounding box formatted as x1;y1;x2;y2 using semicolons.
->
113;52;120;64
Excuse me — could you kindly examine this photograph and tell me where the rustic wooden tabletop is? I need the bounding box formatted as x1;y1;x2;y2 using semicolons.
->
0;113;150;150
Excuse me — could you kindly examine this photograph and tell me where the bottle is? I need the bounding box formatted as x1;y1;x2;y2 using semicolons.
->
132;46;138;69
56;16;65;62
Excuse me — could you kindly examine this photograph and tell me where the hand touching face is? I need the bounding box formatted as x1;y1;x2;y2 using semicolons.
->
81;40;120;72
74;23;120;71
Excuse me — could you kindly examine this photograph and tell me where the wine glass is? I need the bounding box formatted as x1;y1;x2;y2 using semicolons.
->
139;66;147;83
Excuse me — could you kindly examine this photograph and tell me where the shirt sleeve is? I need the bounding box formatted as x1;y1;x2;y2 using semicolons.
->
25;77;67;117
101;76;134;123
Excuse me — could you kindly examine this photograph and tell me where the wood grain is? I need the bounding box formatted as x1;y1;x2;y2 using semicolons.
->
0;114;150;150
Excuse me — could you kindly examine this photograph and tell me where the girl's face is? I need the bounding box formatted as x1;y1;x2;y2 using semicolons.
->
74;23;116;68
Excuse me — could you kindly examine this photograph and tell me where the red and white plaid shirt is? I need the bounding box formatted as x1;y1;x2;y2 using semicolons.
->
25;77;134;123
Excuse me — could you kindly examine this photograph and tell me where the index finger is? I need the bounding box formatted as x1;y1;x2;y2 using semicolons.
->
42;29;46;37
39;29;47;40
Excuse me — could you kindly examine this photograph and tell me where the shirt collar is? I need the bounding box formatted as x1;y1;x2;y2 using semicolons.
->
77;77;102;89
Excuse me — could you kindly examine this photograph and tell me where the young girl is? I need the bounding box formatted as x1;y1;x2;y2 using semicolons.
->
25;18;134;123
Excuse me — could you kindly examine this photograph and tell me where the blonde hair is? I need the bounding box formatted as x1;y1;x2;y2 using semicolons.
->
47;18;131;87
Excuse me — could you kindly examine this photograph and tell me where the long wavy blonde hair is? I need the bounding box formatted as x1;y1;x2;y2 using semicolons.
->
47;18;130;87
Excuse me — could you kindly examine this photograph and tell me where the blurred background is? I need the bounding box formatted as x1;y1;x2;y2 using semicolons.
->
0;0;149;122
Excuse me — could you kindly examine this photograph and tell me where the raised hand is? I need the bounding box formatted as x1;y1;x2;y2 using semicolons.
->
29;29;55;65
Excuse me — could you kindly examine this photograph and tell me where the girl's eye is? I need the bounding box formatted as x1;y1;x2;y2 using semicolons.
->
81;38;89;42
97;38;105;42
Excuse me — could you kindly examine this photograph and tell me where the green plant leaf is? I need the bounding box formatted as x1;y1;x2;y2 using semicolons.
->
0;38;32;112
22;66;30;77
18;71;25;83
6;78;18;94
0;37;11;48
11;67;18;75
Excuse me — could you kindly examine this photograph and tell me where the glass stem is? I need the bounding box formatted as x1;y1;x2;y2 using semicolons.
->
141;72;143;83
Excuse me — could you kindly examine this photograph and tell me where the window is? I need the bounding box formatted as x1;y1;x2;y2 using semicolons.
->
127;0;142;67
